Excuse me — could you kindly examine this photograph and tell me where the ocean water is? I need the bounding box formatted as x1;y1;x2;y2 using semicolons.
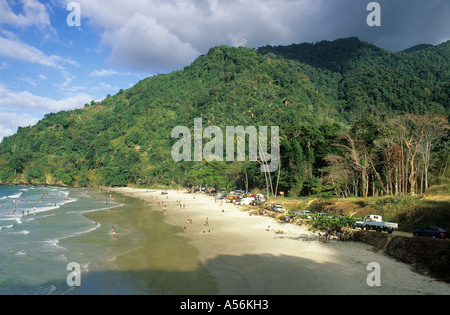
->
0;186;124;295
0;186;218;295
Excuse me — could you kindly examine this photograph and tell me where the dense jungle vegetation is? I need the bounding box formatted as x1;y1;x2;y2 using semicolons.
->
0;37;448;199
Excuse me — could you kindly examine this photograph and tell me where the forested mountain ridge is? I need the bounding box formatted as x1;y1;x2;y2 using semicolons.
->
0;37;448;198
259;37;449;120
258;37;450;81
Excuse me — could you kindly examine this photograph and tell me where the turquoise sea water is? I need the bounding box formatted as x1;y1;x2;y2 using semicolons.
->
0;186;218;295
0;186;124;295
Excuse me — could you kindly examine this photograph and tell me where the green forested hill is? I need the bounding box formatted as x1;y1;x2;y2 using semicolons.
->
0;38;448;197
259;37;449;119
258;37;450;81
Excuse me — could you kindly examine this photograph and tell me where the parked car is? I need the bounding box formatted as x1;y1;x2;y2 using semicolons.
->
413;226;449;239
353;218;364;229
298;210;313;219
273;205;286;213
362;214;398;234
239;197;256;205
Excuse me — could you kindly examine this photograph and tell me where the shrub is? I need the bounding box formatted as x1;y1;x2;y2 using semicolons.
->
61;173;74;186
26;167;43;182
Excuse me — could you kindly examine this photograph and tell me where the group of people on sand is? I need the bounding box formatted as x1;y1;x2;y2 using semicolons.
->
183;217;212;235
201;217;212;234
264;222;342;243
158;200;186;210
318;228;343;243
175;200;186;209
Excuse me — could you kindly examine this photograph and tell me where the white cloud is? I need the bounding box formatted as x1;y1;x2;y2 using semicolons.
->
0;84;95;140
102;13;200;72
59;0;450;73
0;112;39;140
65;0;317;72
0;33;62;68
0;85;92;113
89;69;120;77
0;111;39;127
0;125;14;141
0;0;52;28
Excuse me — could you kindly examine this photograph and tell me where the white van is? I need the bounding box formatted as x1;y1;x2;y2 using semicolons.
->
239;197;255;205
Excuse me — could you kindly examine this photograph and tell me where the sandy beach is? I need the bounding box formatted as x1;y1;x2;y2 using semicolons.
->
109;187;450;295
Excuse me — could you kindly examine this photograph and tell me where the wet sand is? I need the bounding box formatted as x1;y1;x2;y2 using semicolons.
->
79;192;218;294
107;188;450;295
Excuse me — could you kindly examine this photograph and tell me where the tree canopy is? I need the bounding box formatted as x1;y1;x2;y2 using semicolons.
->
0;38;448;197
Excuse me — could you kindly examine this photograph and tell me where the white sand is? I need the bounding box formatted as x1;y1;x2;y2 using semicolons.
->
109;187;450;295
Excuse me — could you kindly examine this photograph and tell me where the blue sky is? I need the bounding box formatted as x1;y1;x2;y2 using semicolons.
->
0;0;449;140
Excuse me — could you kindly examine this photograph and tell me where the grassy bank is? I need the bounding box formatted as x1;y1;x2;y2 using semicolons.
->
266;186;450;233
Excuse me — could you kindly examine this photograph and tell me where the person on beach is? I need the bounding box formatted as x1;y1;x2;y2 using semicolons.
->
322;229;330;243
205;217;209;226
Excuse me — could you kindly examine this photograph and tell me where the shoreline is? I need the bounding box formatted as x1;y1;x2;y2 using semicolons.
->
78;188;217;295
108;187;450;295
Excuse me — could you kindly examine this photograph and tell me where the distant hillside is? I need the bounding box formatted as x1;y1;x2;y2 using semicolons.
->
258;37;391;74
258;38;449;120
258;37;450;82
0;38;448;196
401;44;434;54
